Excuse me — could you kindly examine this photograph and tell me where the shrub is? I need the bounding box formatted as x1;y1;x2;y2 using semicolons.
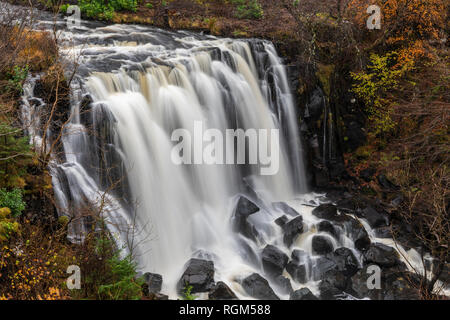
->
78;0;138;20
0;189;26;217
231;0;263;20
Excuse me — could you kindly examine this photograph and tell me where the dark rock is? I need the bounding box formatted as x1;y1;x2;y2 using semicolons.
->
390;195;404;207
291;249;308;265
383;272;421;300
274;215;289;227
342;216;371;251
146;292;169;300
286;261;307;284
345;121;366;152
235;196;260;216
272;202;300;217
330;248;359;277
359;206;389;228
290;287;319;300
177;259;215;294
377;174;400;191
319;270;347;300
318;220;339;239
312;235;334;255
312;204;338;220
241;273;280;300
261;245;289;277
312;257;338;281
143;272;163;294
363;243;402;268
348;266;378;299
209;281;238;300
282;216;304;247
273;275;293;295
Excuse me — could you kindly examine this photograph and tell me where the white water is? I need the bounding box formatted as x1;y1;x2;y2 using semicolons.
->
13;6;447;299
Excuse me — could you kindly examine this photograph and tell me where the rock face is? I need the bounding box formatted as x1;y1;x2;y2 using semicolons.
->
241;273;280;300
143;272;163;294
261;245;289;277
282;216;304;247
209;281;238;300
290;287;319;300
363;243;402;268
312;235;334;255
177;259;215;294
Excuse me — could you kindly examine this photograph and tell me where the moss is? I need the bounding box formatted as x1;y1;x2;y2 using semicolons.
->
316;63;334;96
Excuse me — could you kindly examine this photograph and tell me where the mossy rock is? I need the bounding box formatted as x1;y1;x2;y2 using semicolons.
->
316;63;334;96
58;215;70;227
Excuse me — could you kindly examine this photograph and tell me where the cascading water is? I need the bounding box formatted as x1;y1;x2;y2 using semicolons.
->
17;8;447;299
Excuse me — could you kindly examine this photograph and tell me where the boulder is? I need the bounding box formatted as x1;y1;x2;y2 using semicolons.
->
286;261;307;284
290;287;319;300
274;215;289;227
359;206;389;228
377;174;400;191
291;249;308;265
177;259;215;294
209;281;238;300
261;245;289;277
329;248;359;277
282;216;304;247
273;275;293;295
272;202;300;217
236;196;260;216
342;216;371;251
312;204;338;220
317;220;339;239
363;243;402;268
319;270;347;300
143;272;163;294
312;257;338;281
241;273;280;300
312;235;334;255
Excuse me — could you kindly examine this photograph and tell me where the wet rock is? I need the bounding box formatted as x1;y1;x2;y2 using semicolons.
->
359;206;389;228
374;226;392;238
273;275;293;295
177;259;215;294
312;235;334;255
273;202;300;217
241;273;280;300
282;216;304;247
236;196;260;216
312;257;338;281
348;266;377;299
290;287;319;300
261;245;289;277
312;204;338;220
318;220;339;239
286;261;307;284
209;281;238;300
329;248;359;277
143;272;163;294
319;270;347;300
291;249;308;264
363;243;402;268
274;215;289;227
383;272;421;300
146;292;169;300
343;217;371;251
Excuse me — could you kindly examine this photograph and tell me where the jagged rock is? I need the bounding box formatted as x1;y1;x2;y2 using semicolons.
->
275;215;289;227
177;259;215;294
286;261;307;284
272;202;300;217
312;204;338;220
343;216;371;251
329;248;359;277
363;243;403;268
261;245;289;277
290;287;319;300
241;273;280;300
282;216;304;247
273;275;293;295
312;235;334;255
209;281;238;300
143;272;163;294
236;196;260;216
318;220;339;239
359;206;389;228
